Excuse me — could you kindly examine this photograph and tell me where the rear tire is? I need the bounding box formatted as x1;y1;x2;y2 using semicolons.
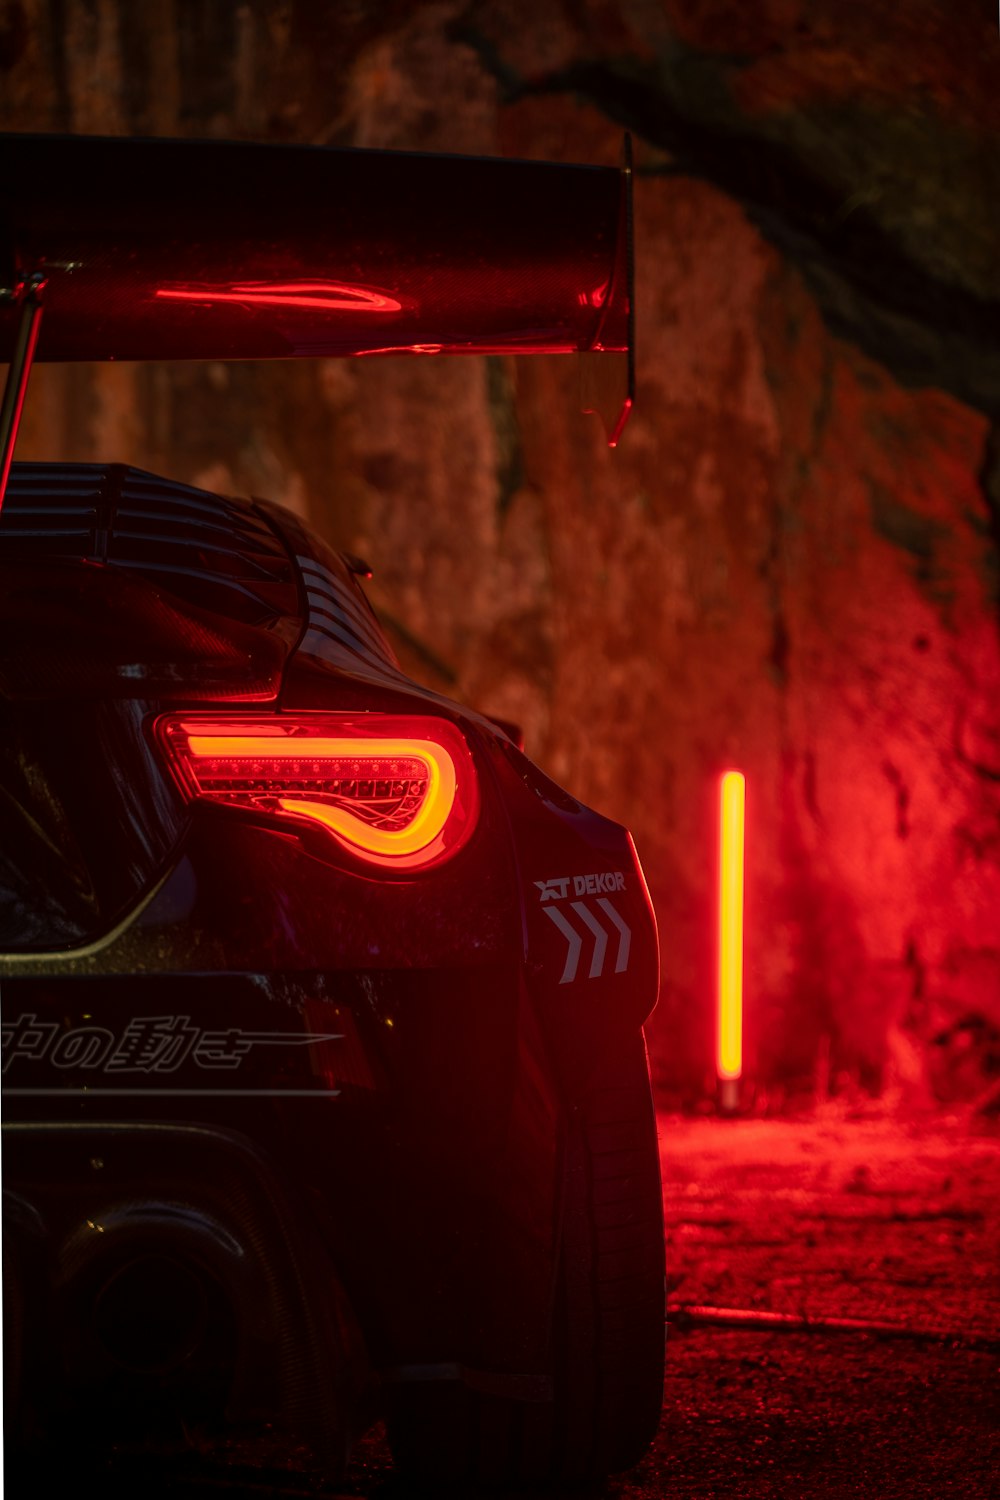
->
387;1031;665;1487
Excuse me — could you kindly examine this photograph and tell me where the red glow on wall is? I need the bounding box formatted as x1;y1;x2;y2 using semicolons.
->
155;279;403;313
718;771;745;1081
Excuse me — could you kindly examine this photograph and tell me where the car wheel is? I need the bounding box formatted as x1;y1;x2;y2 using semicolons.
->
387;1030;665;1487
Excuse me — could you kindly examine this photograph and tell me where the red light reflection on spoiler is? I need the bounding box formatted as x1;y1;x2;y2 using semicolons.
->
577;281;610;309
155;280;403;313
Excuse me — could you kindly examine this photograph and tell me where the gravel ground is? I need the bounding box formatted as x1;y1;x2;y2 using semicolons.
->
614;1108;1000;1499
661;1111;999;1338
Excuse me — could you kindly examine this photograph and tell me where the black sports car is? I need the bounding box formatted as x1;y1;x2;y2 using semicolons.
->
0;134;663;1488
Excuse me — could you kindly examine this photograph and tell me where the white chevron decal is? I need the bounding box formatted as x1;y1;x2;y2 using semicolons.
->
543;905;583;983
543;899;632;984
572;901;608;979
597;897;632;973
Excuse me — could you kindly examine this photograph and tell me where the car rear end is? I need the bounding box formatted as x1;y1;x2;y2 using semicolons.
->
1;462;662;1482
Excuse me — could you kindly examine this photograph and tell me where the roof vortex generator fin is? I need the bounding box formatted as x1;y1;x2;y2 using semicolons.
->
0;132;634;444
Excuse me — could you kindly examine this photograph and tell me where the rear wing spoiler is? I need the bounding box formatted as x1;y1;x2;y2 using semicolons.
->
0;133;634;502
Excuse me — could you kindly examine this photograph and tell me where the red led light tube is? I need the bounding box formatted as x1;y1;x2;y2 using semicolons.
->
717;771;745;1082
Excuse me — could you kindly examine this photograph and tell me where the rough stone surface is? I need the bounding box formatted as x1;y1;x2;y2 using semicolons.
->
3;0;999;1103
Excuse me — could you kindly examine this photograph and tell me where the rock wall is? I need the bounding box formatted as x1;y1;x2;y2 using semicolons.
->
3;0;999;1105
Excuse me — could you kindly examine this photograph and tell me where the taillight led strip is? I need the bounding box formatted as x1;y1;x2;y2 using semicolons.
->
156;713;478;870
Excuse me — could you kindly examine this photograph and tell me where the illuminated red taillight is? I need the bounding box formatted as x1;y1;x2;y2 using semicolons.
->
156;714;478;870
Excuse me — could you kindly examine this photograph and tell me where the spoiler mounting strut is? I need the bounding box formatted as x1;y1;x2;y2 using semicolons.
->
0;271;46;512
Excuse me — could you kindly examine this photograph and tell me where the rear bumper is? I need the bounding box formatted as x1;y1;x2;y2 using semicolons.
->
3;1118;370;1462
1;959;562;1414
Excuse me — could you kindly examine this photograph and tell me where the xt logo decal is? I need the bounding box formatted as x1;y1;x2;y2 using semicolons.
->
542;899;631;984
534;871;626;901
